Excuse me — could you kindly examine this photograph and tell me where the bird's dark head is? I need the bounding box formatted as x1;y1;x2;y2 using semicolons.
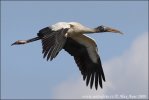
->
95;25;123;34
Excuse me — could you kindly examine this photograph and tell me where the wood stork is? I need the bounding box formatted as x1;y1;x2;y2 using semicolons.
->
12;22;123;90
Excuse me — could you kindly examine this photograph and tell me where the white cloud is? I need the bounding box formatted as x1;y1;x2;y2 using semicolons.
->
52;77;112;99
103;33;148;96
52;33;148;99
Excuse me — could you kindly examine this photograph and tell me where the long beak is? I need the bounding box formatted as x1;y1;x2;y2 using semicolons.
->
106;27;123;34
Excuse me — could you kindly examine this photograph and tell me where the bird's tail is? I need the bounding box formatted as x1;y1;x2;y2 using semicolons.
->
11;36;40;46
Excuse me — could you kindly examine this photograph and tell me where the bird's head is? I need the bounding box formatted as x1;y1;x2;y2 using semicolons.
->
95;25;123;34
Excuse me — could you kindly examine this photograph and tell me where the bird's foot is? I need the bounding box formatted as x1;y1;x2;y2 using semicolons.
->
11;40;27;46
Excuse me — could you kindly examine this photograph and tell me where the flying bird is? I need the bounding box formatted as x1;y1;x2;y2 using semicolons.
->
12;22;123;90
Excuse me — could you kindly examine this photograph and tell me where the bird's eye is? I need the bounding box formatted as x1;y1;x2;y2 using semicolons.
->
98;25;106;32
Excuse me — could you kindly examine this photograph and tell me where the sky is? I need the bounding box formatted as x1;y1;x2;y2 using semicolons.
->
1;1;148;99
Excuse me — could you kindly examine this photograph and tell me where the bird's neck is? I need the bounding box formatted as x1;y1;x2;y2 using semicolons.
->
82;27;97;33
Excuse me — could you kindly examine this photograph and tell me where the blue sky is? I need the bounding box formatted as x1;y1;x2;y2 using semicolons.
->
1;1;148;99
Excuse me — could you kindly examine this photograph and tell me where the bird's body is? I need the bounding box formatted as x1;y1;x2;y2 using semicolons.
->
12;22;123;90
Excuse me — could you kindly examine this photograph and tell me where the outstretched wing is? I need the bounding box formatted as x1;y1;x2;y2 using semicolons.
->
63;37;105;90
38;27;69;61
